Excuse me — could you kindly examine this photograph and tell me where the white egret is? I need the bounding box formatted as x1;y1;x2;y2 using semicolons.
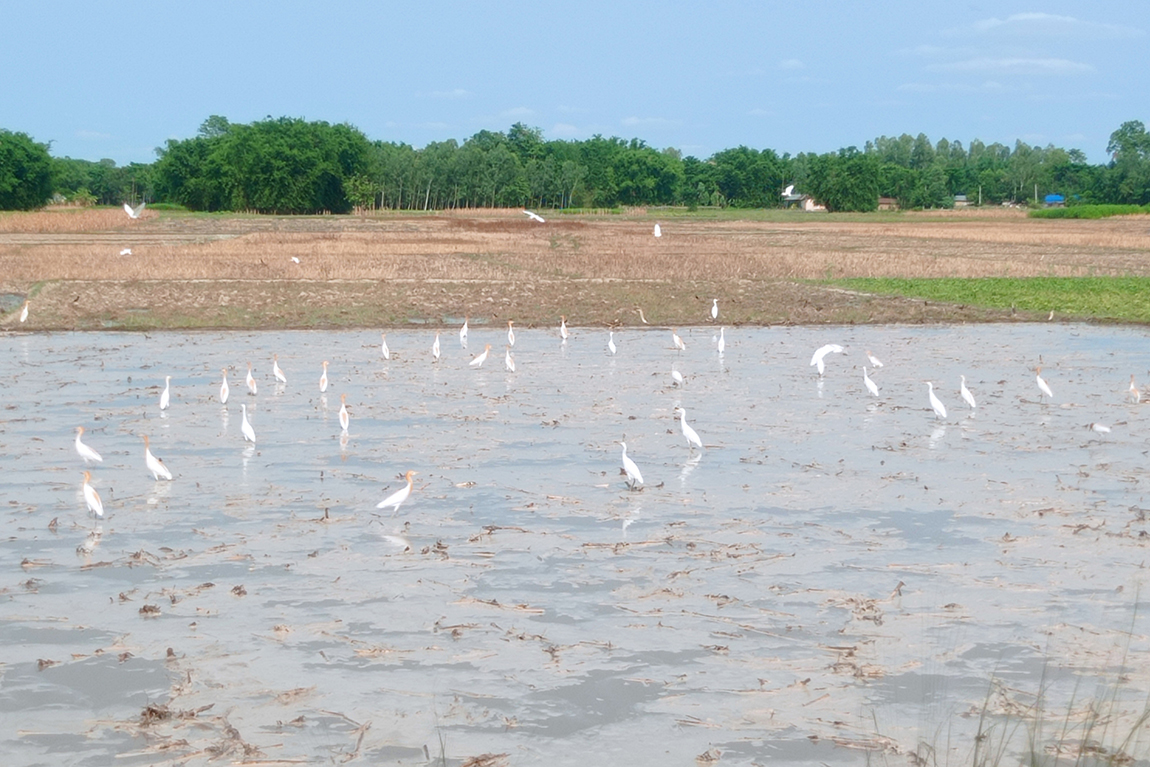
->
291;256;300;264
620;441;644;489
608;331;617;356
674;407;704;451
636;307;649;324
711;299;718;320
926;382;948;420
245;362;257;395
74;426;103;464
672;368;685;387
810;344;845;377
159;375;171;410
672;329;686;351
960;375;977;409
273;354;287;384
377;470;418;512
460;317;469;345
240;404;256;443
653;223;662;237
432;333;441;361
866;350;884;368
863;367;879;397
1036;367;1054;402
1089;422;1111;434
19;299;29;323
82;471;104;518
219;368;230;404
560;316;569;341
507;320;515;346
339;394;350;433
123;201;146;219
380;334;390;360
1130;375;1141;404
120;248;132;256
470;344;491;368
143;435;173;481
319;360;329;392
717;327;725;355
505;345;515;372
524;210;546;223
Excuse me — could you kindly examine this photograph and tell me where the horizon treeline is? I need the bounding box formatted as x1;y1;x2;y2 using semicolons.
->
2;116;1149;213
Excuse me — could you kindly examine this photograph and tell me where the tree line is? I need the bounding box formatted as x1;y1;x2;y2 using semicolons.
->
2;117;1149;213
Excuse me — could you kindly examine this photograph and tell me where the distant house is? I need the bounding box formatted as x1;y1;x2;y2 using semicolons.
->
1044;194;1065;208
782;191;825;212
878;196;899;211
954;194;970;208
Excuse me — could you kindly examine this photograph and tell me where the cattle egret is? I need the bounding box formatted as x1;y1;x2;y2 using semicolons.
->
608;332;617;356
339;394;349;433
863;367;879;397
672;368;685;387
143;435;173;481
82;471;103;518
377;470;418;512
1036;367;1054;402
653;223;662;237
620;441;644;489
319;361;329;393
507;320;516;346
273;354;287;384
1089;422;1111;434
460;317;469;345
866;350;884;368
19;299;29;323
717;327;725;355
810;344;845;376
560;316;569;341
159;376;171;410
432;333;441;361
672;329;686;351
960;375;977;409
75;426;103;464
524;210;546;223
381;334;390;360
470;344;491;368
291;256;300;264
674;407;704;451
120;248;132;256
245;362;257;395
505;345;515;372
711;299;718;320
123;201;146;219
927;382;948;420
240;404;256;443
1130;375;1141;404
220;369;230;404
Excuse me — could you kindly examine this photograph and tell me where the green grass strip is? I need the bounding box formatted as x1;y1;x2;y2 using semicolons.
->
1029;204;1150;219
831;277;1150;323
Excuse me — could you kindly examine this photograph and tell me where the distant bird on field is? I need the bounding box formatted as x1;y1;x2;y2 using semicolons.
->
123;201;145;219
159;376;171;410
674;407;704;451
75;426;103;464
1130;375;1141;404
120;248;132;256
19;299;29;323
273;354;287;384
220;368;230;404
240;404;256;443
470;344;491;368
926;382;947;420
143;435;173;481
960;375;977;409
245;363;257;395
507;320;515;347
291;257;300;264
608;331;617;356
432;333;440;361
1036;367;1054;402
672;329;686;352
82;471;104;518
711;299;718;320
866;350;884;368
863;366;879;397
560;316;569;341
377;470;418;513
381;334;391;360
620;441;644;490
505;345;516;372
653;223;662;237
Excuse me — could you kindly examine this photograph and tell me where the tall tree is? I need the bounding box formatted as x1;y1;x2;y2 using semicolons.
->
0;129;53;210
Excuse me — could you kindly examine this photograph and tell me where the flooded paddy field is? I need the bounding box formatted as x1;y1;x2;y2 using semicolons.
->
3;323;1150;766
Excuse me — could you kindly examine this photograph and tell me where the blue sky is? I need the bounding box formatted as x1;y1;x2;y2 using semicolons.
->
2;1;1145;165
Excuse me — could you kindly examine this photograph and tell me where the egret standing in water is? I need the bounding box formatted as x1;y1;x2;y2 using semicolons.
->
866;350;884;368
245;363;257;395
810;344;845;377
717;327;725;355
219;368;230;404
338;394;350;433
863;367;879;397
1130;375;1141;404
505;345;516;372
671;368;685;387
1036;367;1054;402
460;317;469;346
240;404;256;443
82;471;103;518
159;376;171;410
380;334;391;360
74;426;103;464
926;382;948;420
470;344;491;368
960;375;977;409
608;332;617;356
319;361;329;393
672;329;686;352
674;407;704;451
560;316;569;341
432;333;441;361
620;441;644;490
377;470;418;513
273;354;287;384
507;320;515;347
19;299;29;323
143;435;173;480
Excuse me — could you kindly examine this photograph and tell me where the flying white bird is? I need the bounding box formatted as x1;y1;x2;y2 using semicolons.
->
273;354;287;384
381;334;390;360
674;407;704;451
810;344;845;376
1036;367;1054;402
123;201;146;219
220;368;230;404
82;471;104;518
560;316;569;341
608;331;617;356
620;441;644;489
1130;375;1141;404
960;375;977;409
460;317;469;345
319;360;329;392
339;394;350;433
926;382;947;420
143;435;173;481
432;332;441;361
783;184;795;196
159;375;171;410
711;299;718;320
120;248;132;256
524;210;546;223
672;329;686;351
866;350;884;368
717;327;726;355
245;362;257;395
74;426;103;464
653;223;662;238
505;345;516;372
240;404;256;443
19;299;29;323
507;320;515;346
377;470;418;512
863;366;879;397
470;344;491;368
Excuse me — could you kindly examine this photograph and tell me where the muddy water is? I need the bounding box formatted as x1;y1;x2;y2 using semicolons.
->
3;324;1150;766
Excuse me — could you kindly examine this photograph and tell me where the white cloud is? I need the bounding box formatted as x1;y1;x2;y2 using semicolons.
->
621;116;680;129
551;123;579;137
973;13;1143;38
930;58;1094;75
897;80;1009;93
778;58;804;70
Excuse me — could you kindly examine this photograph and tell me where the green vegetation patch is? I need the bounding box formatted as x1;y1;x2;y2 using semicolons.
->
1029;204;1150;219
832;277;1150;323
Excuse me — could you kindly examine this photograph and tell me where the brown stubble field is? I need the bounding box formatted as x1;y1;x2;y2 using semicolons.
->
2;207;1149;330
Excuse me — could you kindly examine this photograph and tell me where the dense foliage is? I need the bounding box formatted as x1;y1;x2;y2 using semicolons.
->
3;117;1150;213
0;130;53;210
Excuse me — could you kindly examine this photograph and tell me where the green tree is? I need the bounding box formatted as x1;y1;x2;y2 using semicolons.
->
0;129;54;210
805;149;879;212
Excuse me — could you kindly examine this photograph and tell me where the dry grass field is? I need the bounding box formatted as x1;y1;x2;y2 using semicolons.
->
2;207;1149;329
